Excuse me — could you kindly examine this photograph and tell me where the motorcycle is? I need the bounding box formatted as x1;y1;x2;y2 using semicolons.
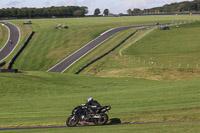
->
66;105;111;127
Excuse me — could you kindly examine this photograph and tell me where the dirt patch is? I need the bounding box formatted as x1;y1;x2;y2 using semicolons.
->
95;67;200;81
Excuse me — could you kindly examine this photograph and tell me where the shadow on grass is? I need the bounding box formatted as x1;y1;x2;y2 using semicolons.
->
109;118;122;124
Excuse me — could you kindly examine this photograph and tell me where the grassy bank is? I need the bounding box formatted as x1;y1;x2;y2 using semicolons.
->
4;15;200;72
65;28;139;73
1;16;200;133
123;22;200;67
0;22;32;69
81;22;200;80
0;71;200;128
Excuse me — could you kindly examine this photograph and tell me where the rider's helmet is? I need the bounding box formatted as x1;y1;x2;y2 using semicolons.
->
87;97;93;103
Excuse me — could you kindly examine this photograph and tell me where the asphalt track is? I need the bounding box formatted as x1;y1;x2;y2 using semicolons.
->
47;25;150;73
0;22;20;62
0;120;200;131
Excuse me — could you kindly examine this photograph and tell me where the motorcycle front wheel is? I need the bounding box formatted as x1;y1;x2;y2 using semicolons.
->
66;115;79;127
94;113;108;125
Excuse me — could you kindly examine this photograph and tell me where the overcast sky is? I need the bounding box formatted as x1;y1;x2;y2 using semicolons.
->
0;0;193;14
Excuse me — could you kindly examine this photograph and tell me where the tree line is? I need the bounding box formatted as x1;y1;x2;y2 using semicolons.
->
94;8;109;16
1;0;199;19
127;0;200;15
0;6;88;18
151;0;200;12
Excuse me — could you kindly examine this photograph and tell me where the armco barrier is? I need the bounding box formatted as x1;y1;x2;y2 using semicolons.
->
8;31;35;69
0;61;6;67
0;69;18;73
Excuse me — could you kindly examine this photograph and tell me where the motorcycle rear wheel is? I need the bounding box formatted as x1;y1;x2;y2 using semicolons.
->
66;115;79;127
94;113;108;125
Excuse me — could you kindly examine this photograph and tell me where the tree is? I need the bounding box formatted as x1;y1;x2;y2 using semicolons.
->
74;10;82;17
148;0;200;12
94;8;101;16
80;6;88;15
127;9;132;15
10;7;17;17
103;9;109;16
132;8;142;14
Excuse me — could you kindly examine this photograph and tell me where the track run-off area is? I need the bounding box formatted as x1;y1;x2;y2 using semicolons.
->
0;120;200;131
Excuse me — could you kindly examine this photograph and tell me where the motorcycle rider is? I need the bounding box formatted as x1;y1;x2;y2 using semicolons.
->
82;97;101;114
10;39;12;44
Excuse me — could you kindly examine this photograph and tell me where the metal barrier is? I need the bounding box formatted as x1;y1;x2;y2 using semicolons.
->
8;31;35;69
0;61;6;67
0;69;18;73
75;31;138;74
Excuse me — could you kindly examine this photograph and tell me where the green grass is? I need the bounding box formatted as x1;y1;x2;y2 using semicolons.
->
81;22;200;80
2;121;200;133
4;15;200;72
0;24;8;51
1;16;200;132
123;22;200;67
0;71;200;128
65;28;140;74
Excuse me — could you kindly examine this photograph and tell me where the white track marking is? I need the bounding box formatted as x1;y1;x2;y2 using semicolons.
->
47;28;118;72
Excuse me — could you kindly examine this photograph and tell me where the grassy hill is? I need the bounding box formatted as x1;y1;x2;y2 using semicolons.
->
1;16;200;132
0;23;32;69
3;15;199;72
81;22;200;81
0;71;200;129
123;23;200;67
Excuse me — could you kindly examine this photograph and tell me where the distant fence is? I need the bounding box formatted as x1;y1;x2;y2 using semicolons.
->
122;12;200;16
123;55;200;68
8;31;35;69
75;21;197;74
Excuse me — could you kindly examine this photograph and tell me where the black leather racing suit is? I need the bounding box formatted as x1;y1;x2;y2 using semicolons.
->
85;100;101;114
